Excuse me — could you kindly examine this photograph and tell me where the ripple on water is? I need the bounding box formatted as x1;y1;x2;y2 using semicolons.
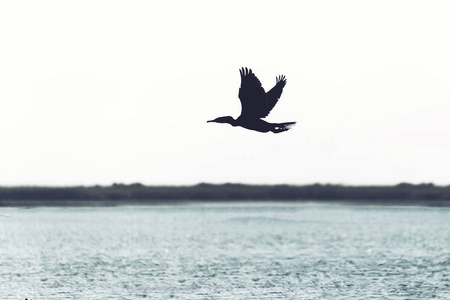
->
0;204;449;299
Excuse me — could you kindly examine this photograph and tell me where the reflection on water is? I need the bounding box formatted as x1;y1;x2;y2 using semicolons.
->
0;203;449;299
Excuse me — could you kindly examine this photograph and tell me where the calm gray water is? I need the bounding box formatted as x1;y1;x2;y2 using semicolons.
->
0;203;449;299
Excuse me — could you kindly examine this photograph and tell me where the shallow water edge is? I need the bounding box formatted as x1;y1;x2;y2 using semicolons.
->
1;198;449;208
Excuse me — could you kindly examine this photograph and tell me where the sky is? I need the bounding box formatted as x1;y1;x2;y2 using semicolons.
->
1;1;450;186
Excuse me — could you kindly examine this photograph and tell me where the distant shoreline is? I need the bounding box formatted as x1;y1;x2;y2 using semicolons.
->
1;183;450;207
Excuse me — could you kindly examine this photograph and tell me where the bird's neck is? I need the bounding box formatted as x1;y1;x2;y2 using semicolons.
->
222;116;238;126
230;118;238;126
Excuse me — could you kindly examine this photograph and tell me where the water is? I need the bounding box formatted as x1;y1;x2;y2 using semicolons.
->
0;203;449;299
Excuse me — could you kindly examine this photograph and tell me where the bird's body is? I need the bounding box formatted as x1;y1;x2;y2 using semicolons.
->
208;67;295;133
236;116;295;133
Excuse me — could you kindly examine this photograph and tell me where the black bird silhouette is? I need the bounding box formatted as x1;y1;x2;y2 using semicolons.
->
208;67;295;133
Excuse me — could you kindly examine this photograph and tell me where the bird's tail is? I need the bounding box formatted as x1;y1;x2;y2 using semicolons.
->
272;122;296;133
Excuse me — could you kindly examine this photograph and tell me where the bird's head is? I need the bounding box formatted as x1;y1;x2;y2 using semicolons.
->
207;116;236;126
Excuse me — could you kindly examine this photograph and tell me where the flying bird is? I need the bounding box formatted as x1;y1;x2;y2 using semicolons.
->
208;67;295;133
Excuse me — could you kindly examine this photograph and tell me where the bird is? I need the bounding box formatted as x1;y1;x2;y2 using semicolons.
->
207;67;296;133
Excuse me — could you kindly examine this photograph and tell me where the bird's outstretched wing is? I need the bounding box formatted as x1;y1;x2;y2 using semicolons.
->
238;67;268;119
266;75;287;114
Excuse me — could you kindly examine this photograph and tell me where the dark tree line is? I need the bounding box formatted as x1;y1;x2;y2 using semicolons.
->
0;183;449;206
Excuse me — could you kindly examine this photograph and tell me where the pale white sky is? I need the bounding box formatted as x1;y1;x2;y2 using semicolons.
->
1;1;450;186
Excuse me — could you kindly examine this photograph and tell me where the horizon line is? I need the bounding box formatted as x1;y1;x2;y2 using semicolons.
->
0;182;445;188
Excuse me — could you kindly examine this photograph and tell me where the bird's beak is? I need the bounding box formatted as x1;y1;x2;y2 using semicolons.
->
207;120;213;123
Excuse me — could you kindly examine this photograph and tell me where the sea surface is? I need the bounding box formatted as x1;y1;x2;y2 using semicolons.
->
0;203;449;299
